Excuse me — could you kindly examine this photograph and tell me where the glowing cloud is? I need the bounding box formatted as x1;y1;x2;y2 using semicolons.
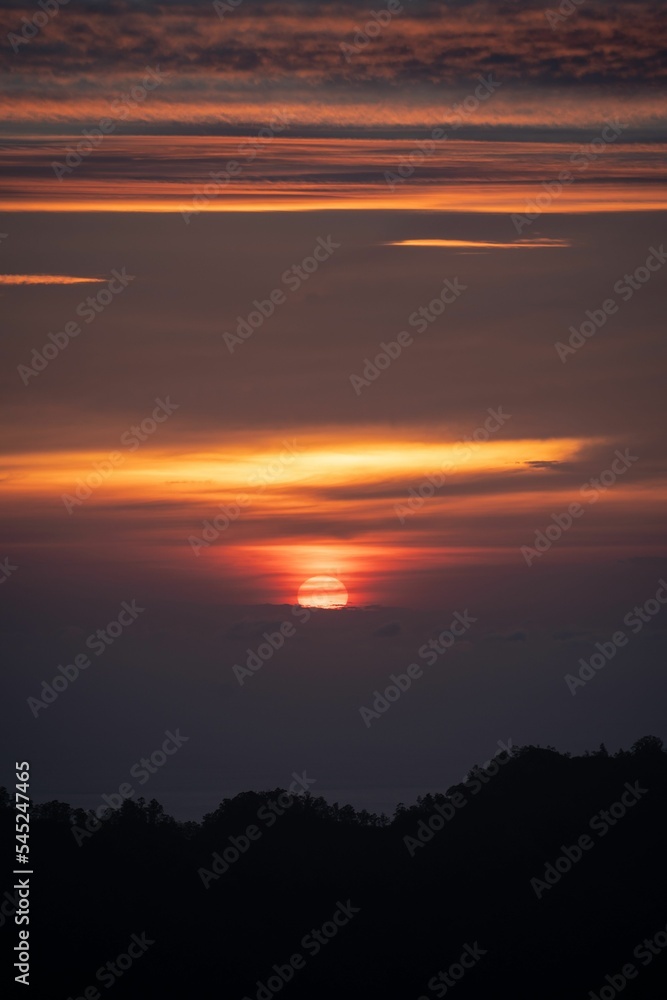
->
0;274;104;285
384;238;572;249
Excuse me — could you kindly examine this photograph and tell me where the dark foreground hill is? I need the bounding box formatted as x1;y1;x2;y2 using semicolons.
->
2;737;667;999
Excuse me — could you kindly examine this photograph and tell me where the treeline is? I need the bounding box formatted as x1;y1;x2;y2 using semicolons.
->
1;737;666;998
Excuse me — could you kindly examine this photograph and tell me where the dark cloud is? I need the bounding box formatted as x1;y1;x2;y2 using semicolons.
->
1;0;666;95
487;630;528;642
373;621;402;638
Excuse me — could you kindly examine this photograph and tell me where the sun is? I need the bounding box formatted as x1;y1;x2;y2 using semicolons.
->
297;575;348;609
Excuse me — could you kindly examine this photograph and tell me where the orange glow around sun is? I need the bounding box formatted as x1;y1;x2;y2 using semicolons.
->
3;429;663;605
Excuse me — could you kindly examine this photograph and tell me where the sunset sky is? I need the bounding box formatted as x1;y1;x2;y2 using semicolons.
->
2;0;666;814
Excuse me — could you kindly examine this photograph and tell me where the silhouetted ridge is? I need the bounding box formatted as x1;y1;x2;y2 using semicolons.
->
2;737;666;999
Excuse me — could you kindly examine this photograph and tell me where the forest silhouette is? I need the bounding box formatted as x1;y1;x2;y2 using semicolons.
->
3;737;666;999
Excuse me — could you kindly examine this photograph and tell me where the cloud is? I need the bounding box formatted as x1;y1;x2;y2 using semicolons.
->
373;621;402;638
384;238;572;249
1;1;666;134
1;136;666;213
0;274;104;285
2;1;665;87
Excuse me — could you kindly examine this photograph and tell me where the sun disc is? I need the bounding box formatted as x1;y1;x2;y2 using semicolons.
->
297;575;348;609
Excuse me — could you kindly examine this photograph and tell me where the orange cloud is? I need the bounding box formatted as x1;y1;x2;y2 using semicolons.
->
0;274;104;285
1;136;666;214
2;184;665;215
1;1;665;90
384;238;572;249
4;430;664;606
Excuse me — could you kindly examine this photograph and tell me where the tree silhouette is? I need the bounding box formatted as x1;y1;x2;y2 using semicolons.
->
2;736;666;999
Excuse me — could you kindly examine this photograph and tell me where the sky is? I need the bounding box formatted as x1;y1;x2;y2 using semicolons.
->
1;0;666;816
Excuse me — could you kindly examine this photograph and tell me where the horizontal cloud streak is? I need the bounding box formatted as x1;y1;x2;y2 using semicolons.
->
0;274;104;284
384;238;572;249
1;136;665;212
1;1;667;133
1;1;665;86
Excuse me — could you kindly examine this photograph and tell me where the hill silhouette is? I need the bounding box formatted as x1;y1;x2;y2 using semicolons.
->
3;736;666;999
